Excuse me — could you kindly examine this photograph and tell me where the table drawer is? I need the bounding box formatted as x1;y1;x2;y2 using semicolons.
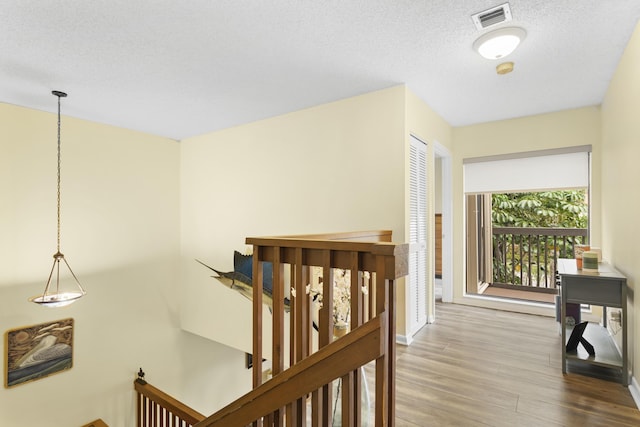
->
563;276;623;306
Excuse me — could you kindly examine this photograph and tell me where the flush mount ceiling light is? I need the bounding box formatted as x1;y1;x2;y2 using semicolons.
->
473;27;526;60
30;91;86;308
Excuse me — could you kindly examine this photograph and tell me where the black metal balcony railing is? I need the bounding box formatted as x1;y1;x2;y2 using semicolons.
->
492;227;588;289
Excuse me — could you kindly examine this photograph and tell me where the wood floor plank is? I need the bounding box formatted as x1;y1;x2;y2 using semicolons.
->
392;302;640;426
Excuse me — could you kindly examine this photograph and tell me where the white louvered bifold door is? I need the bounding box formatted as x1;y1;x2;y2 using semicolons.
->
409;136;427;335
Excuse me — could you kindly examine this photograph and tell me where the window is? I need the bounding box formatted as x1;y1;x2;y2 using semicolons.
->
464;147;591;301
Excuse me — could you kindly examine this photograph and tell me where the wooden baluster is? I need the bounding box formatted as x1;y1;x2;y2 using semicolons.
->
291;247;308;426
147;398;152;427
527;234;532;286
348;252;362;426
341;371;354;425
518;235;523;285
142;396;147;427
543;235;549;287
535;234;540;287
375;254;389;427
368;272;375;323
252;245;264;427
152;401;158;427
288;258;297;427
320;250;334;427
272;247;285;426
284;263;298;426
312;389;323;427
503;234;507;282
309;254;322;427
510;233;515;283
387;276;397;427
544;235;549;288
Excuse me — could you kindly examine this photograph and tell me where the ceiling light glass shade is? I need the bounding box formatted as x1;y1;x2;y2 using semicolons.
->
473;27;526;60
30;252;86;308
30;293;84;308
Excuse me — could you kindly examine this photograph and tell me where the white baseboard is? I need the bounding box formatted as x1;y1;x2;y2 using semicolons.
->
396;334;412;346
630;375;640;410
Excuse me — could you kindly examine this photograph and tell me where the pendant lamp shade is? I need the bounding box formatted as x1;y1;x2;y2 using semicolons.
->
29;91;86;307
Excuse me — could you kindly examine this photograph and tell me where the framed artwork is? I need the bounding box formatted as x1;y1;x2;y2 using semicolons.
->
5;318;74;388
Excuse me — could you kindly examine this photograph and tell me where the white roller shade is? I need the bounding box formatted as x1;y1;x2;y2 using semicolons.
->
464;147;590;194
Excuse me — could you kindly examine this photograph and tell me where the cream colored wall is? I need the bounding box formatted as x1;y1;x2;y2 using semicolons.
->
404;89;453;332
180;86;409;345
0;103;249;426
452;107;602;315
601;22;640;391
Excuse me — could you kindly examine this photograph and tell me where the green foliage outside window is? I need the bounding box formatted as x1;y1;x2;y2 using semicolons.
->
491;190;588;287
492;191;588;228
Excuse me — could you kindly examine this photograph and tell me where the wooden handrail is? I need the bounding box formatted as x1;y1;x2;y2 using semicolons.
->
245;238;409;280
195;315;385;427
274;229;393;242
135;379;205;426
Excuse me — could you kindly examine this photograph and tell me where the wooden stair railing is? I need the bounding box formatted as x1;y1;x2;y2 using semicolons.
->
135;231;408;427
196;315;385;426
135;374;205;427
243;231;408;426
134;314;383;427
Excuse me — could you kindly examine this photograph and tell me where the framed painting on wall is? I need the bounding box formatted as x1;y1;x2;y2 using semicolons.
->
5;318;74;388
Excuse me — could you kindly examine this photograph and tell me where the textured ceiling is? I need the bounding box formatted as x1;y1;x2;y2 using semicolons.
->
1;1;639;140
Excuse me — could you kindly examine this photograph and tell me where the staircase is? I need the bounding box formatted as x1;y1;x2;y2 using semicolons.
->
136;230;408;426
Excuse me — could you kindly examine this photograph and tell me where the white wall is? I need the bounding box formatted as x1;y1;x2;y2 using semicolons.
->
601;21;640;394
0;103;249;426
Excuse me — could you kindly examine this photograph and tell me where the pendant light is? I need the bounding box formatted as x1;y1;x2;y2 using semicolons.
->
29;90;86;307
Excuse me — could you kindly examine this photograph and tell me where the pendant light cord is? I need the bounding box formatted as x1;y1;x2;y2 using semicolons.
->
56;93;62;254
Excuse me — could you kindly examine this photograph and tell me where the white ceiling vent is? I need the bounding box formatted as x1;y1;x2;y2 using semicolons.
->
471;3;513;31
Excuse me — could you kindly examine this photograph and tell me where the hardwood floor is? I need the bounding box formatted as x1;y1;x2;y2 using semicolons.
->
393;303;640;426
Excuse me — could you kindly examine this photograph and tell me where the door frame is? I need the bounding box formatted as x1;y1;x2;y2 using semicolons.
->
434;141;453;306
